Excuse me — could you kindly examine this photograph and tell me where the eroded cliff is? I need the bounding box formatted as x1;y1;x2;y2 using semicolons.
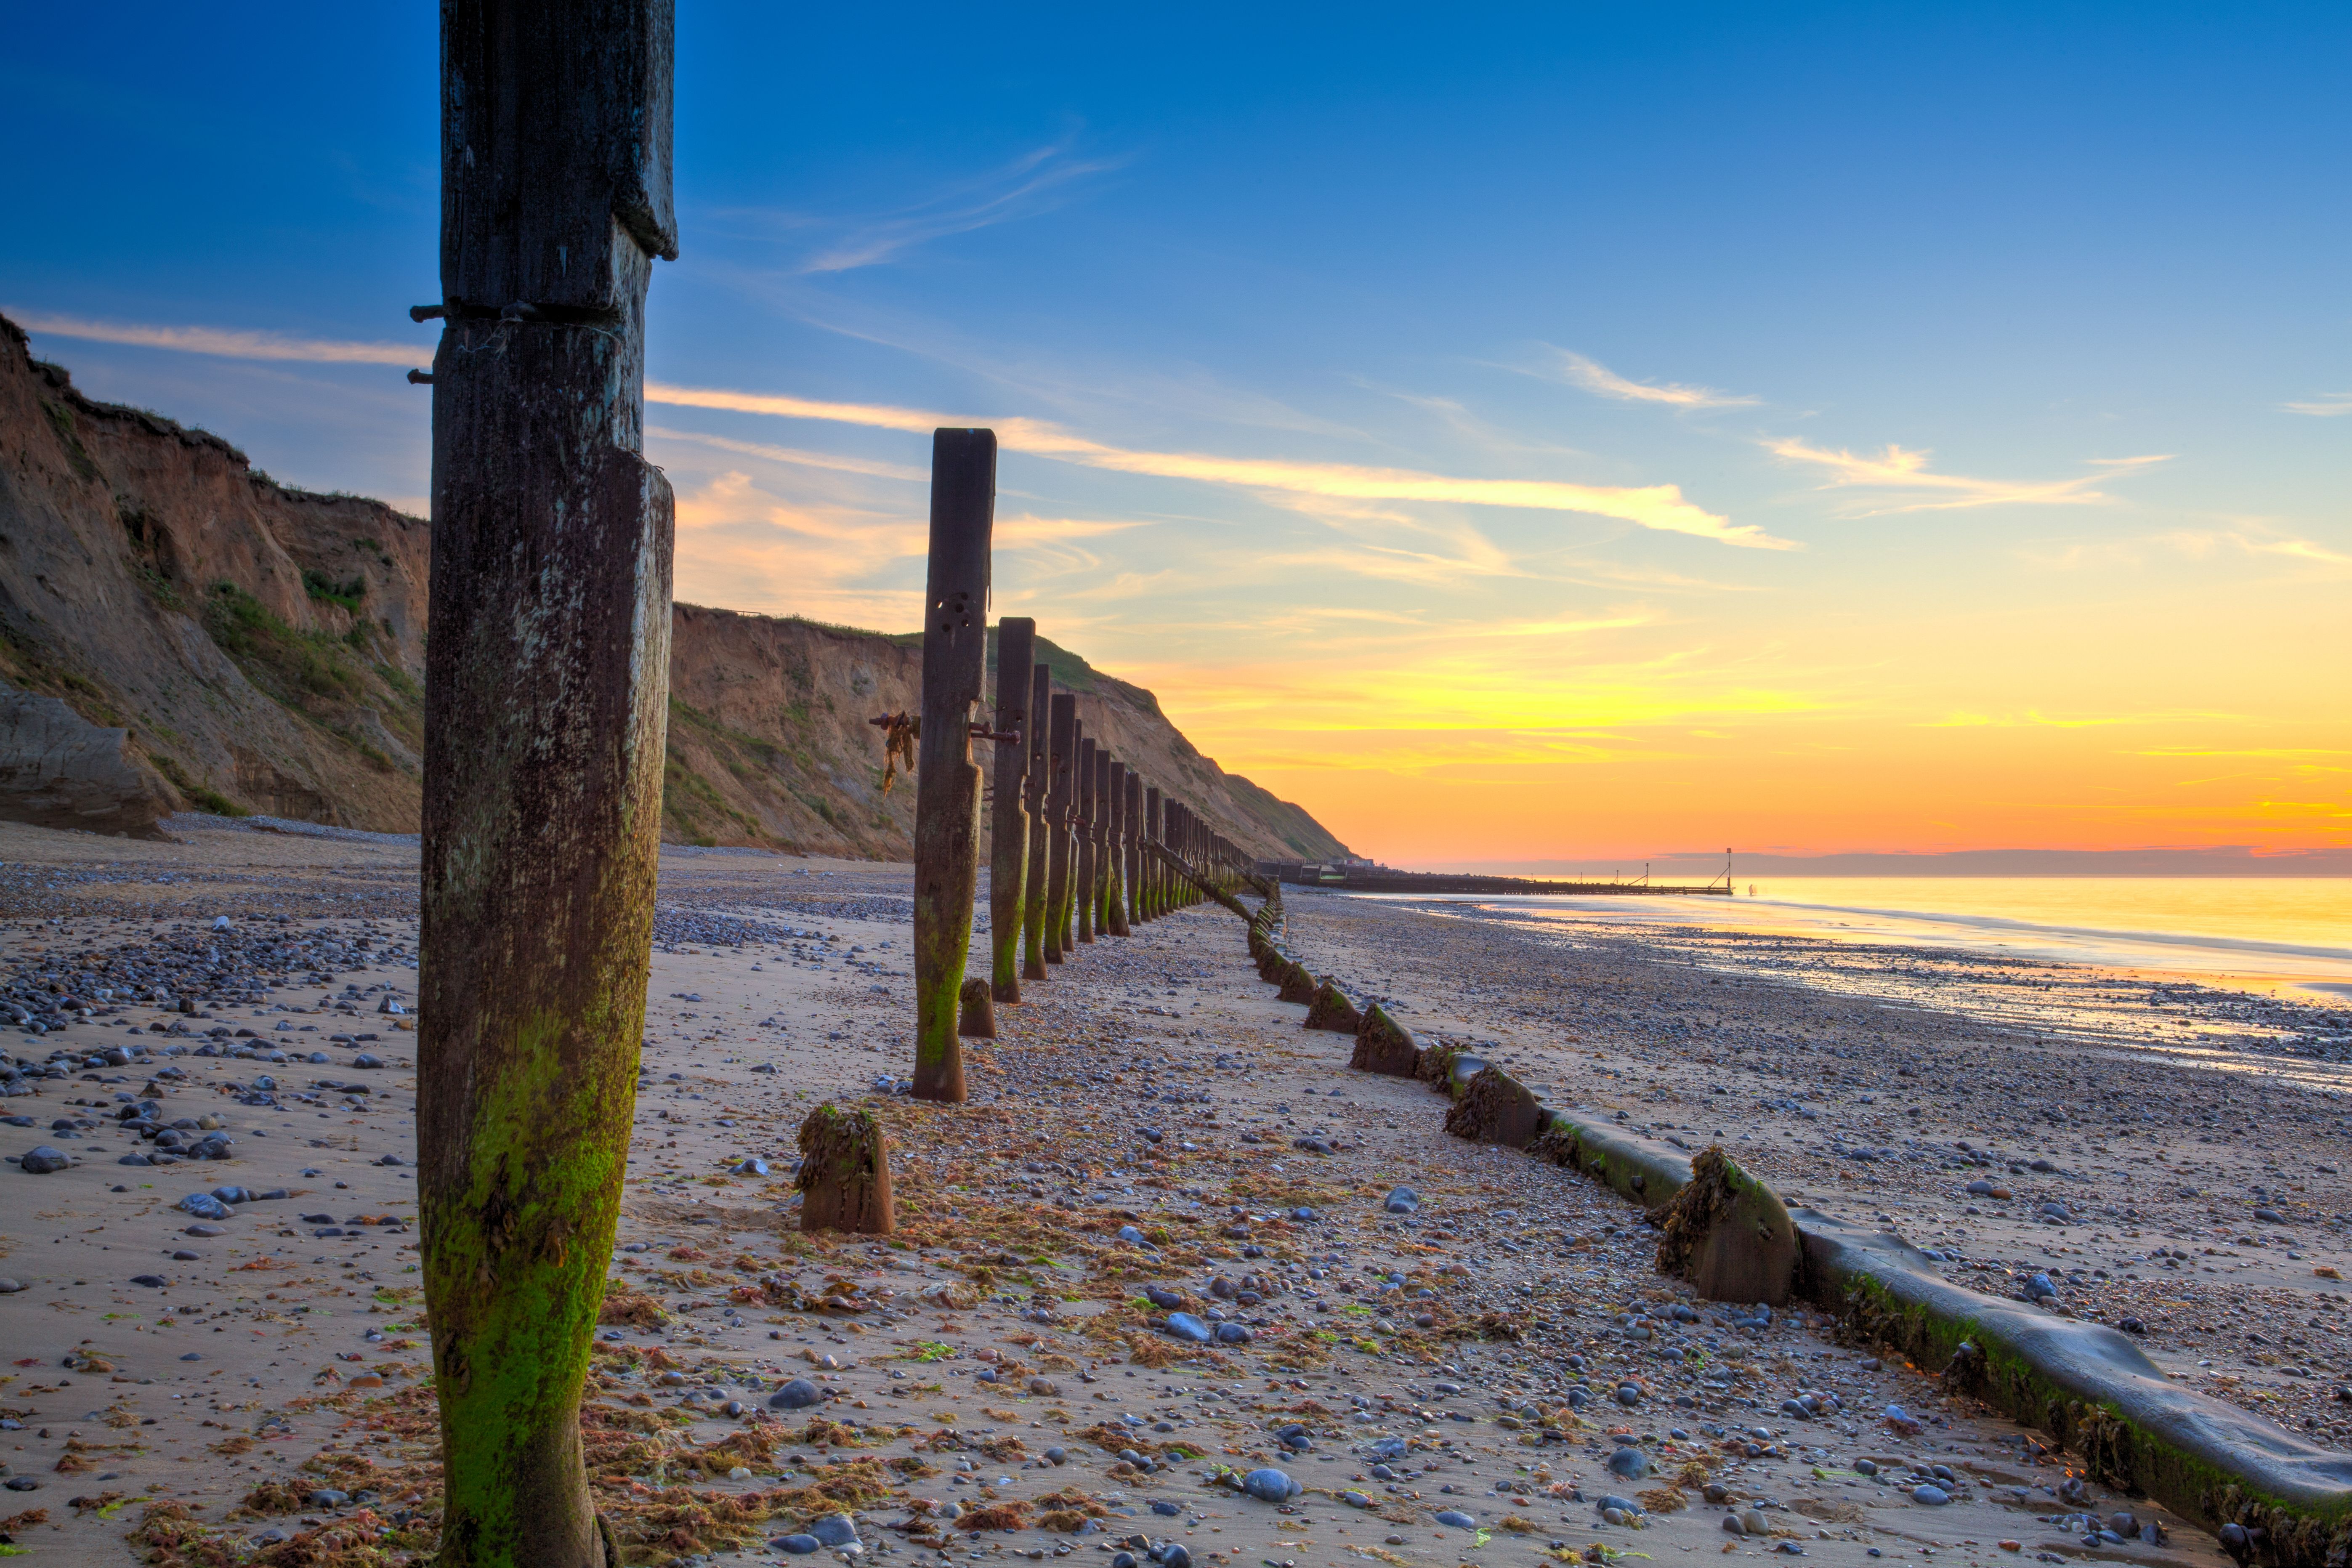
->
0;315;1345;862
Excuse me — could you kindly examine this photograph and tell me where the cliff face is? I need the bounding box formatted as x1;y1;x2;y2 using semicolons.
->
662;608;1349;863
0;315;1347;863
0;316;431;831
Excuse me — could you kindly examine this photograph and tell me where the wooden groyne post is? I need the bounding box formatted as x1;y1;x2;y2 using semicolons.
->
1074;734;1097;945
417;1;678;1561
1044;693;1075;962
1122;770;1143;928
1103;757;1131;936
988;617;1034;1003
1020;663;1052;981
1142;785;1162;919
909;428;996;1103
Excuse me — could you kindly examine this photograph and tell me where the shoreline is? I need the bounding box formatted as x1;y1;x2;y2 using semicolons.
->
0;816;2304;1568
1340;884;2352;1012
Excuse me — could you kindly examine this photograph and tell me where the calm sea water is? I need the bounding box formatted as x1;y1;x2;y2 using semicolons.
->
1354;877;2352;1000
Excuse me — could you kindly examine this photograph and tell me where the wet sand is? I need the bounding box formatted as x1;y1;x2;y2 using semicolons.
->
0;819;2264;1568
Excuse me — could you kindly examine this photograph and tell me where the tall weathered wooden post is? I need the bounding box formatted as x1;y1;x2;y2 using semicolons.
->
1044;694;1076;963
1020;664;1052;981
1124;770;1143;928
1105;757;1133;940
1074;735;1097;944
419;3;676;1563
989;618;1034;1003
1142;785;1161;919
910;429;996;1103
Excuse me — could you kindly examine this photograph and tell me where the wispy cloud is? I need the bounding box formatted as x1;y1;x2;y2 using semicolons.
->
9;305;1783;549
797;139;1122;274
1543;348;1759;410
2282;392;2352;417
2024;526;2352;575
648;426;927;481
1768;438;2169;514
992;514;1149;548
646;381;1792;549
2243;536;2352;568
13;310;425;366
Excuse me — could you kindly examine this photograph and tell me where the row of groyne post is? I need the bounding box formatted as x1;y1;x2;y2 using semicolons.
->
897;429;1260;1108
402;12;1268;1550
405;7;2352;1541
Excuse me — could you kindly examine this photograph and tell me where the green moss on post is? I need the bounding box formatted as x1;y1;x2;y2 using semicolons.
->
989;619;1034;1002
419;5;679;1562
1653;1145;1797;1305
1043;695;1075;963
1350;1002;1419;1076
1303;977;1363;1033
1020;664;1052;981
910;430;994;1103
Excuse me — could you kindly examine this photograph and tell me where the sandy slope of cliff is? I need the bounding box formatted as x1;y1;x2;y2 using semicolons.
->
662;607;1347;862
0;316;1347;862
0;315;431;830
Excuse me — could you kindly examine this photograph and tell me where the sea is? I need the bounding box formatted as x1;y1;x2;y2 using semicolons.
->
1337;877;2352;1075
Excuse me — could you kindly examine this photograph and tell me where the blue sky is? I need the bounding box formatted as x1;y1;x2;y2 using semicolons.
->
5;4;2347;860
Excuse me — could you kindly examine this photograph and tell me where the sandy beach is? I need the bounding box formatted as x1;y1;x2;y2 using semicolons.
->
0;818;2293;1568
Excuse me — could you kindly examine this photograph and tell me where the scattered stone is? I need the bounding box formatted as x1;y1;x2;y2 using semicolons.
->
769;1377;822;1410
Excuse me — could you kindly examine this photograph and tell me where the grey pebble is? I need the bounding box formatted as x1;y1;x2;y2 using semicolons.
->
1242;1467;1299;1503
768;1377;822;1410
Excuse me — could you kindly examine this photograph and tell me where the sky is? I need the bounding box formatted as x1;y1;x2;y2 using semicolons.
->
5;4;2347;868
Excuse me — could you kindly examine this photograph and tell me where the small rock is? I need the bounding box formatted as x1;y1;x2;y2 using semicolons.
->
1383;1187;1419;1214
1606;1446;1650;1480
808;1515;859;1547
768;1378;822;1410
1242;1468;1299;1503
771;1535;821;1555
1215;1322;1252;1345
1435;1510;1478;1529
1166;1313;1212;1345
17;1145;69;1175
1912;1486;1951;1506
